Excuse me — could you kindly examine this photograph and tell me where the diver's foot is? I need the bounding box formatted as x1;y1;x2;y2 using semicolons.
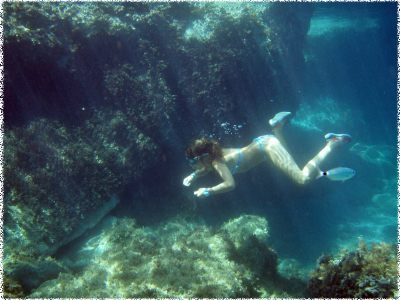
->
269;111;292;129
324;133;352;145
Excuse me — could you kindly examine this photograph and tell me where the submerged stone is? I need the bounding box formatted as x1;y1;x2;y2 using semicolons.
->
29;215;301;298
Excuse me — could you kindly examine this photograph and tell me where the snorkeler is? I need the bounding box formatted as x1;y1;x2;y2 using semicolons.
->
183;112;354;198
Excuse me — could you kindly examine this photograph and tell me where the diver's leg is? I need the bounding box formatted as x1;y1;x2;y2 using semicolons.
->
263;134;351;185
262;137;328;184
269;112;291;149
301;141;337;182
271;126;287;149
302;133;352;178
263;136;311;184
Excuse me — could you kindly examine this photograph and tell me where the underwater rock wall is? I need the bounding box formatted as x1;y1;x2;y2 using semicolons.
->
5;2;313;138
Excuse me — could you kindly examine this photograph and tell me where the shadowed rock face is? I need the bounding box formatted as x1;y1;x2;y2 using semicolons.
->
5;2;312;136
4;2;313;296
4;110;159;292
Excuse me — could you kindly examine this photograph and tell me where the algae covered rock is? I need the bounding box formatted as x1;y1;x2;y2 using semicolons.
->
4;110;158;291
5;2;312;139
103;63;176;135
220;214;269;248
4;276;25;298
6;257;68;292
30;217;250;298
219;214;278;277
308;240;397;298
29;215;297;298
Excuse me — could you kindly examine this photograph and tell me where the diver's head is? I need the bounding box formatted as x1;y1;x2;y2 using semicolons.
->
185;138;223;168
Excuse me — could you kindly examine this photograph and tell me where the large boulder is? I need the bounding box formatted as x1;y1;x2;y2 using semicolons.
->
29;215;300;298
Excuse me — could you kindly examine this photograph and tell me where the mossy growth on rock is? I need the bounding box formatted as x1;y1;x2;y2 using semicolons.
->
5;2;310;136
4;109;158;291
4;276;25;298
308;240;397;298
219;215;277;277
29;215;304;298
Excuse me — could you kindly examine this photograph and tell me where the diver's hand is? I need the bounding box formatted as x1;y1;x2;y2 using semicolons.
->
194;188;211;198
183;173;196;187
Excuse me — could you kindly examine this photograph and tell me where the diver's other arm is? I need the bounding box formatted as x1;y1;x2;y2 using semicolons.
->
183;167;209;186
194;161;235;197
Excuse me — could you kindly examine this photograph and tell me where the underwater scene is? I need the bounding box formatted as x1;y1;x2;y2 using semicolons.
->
3;2;397;298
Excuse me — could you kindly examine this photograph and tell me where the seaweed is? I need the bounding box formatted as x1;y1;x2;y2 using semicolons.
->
308;240;397;298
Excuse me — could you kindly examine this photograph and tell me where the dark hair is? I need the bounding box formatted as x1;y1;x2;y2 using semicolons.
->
185;138;223;164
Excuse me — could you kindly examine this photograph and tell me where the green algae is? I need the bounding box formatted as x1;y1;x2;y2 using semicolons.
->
30;215;303;298
308;240;397;298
